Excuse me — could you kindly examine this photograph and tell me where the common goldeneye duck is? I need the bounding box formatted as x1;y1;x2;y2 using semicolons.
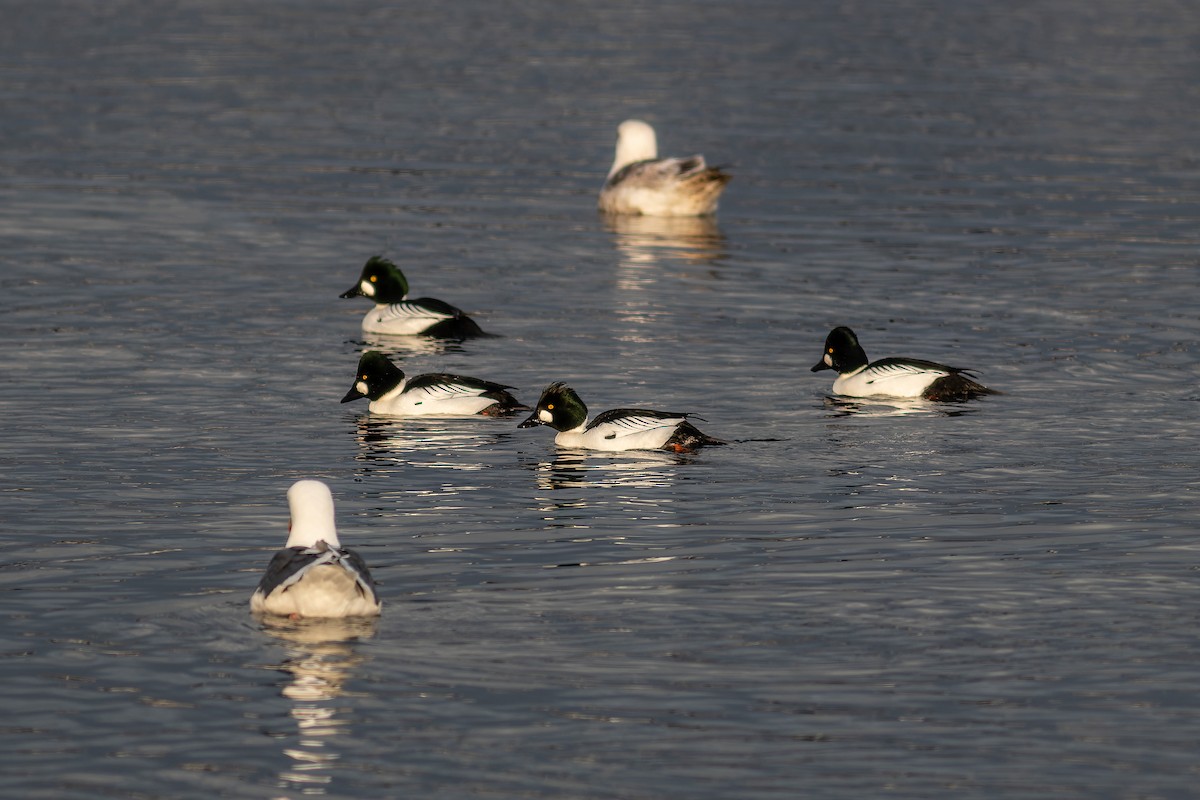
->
340;256;486;338
517;381;725;452
811;326;998;401
250;480;381;619
598;120;731;217
341;351;528;417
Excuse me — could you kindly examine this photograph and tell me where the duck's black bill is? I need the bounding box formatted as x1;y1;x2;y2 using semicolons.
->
517;413;542;428
339;285;362;299
341;388;365;403
811;361;832;372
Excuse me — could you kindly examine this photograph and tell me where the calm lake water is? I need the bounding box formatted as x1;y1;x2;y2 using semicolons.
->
3;1;1200;798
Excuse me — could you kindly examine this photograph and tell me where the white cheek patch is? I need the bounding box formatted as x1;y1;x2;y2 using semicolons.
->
355;380;368;395
824;353;833;366
359;280;376;298
538;408;554;423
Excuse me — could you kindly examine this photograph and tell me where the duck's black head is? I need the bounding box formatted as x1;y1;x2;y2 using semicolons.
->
339;256;410;303
341;351;406;403
517;382;589;432
812;326;869;374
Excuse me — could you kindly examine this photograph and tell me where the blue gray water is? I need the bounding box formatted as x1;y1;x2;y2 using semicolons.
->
3;1;1199;798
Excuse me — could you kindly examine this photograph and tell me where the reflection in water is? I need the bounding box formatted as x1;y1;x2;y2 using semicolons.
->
821;395;981;418
354;333;466;359
525;449;692;492
258;615;377;797
522;450;693;531
604;213;727;271
605;215;727;338
351;416;512;479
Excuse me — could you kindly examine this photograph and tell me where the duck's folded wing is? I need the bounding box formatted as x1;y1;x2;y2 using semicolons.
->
586;408;690;438
338;547;380;601
254;545;339;597
868;357;969;377
255;544;377;601
406;372;515;397
607;156;710;188
378;299;458;325
862;357;972;392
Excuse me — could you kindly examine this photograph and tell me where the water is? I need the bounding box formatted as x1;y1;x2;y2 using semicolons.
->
3;1;1199;797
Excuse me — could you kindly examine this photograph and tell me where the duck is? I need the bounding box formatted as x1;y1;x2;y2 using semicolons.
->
518;382;724;452
340;256;486;338
598;119;731;217
250;480;381;619
341;351;528;417
811;326;998;401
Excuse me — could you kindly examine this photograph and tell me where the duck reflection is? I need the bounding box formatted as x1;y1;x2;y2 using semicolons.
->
258;615;377;796
354;333;466;359
525;449;692;492
521;449;693;531
604;213;727;270
351;416;513;476
604;214;726;340
821;395;982;418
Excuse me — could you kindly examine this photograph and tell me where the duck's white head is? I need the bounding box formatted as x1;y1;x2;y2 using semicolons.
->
610;119;658;176
285;479;340;548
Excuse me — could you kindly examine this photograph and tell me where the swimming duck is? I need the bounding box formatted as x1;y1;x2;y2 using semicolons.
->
340;256;486;337
250;480;381;619
811;326;998;401
518;382;724;452
341;351;527;417
598;120;731;217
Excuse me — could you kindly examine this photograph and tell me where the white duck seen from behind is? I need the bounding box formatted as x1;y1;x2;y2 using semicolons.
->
250;480;381;619
598;120;731;217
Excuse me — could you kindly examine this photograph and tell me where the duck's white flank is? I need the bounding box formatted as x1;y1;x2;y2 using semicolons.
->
365;379;512;417
553;415;689;452
361;302;454;336
832;363;956;399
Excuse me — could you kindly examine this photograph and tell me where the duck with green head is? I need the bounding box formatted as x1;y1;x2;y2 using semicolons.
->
341;351;527;417
518;382;724;452
812;326;997;401
340;256;486;338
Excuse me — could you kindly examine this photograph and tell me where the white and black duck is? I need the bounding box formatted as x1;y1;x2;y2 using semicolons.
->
518;382;724;452
812;326;998;401
250;480;381;619
340;256;486;338
341;351;527;417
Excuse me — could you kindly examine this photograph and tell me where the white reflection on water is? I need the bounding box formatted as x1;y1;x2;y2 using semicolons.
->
526;449;692;492
606;214;727;337
820;395;984;418
522;450;695;532
350;416;514;476
605;213;727;271
355;333;467;359
257;615;377;797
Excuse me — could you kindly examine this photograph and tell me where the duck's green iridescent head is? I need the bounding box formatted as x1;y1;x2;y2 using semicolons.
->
341;350;406;403
517;382;588;432
340;256;410;303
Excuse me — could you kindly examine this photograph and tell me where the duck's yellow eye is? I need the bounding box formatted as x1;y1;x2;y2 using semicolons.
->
546;403;555;410
827;347;834;354
369;275;377;282
361;374;368;380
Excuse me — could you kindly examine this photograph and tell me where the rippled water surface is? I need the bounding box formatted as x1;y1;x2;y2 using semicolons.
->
3;1;1200;798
